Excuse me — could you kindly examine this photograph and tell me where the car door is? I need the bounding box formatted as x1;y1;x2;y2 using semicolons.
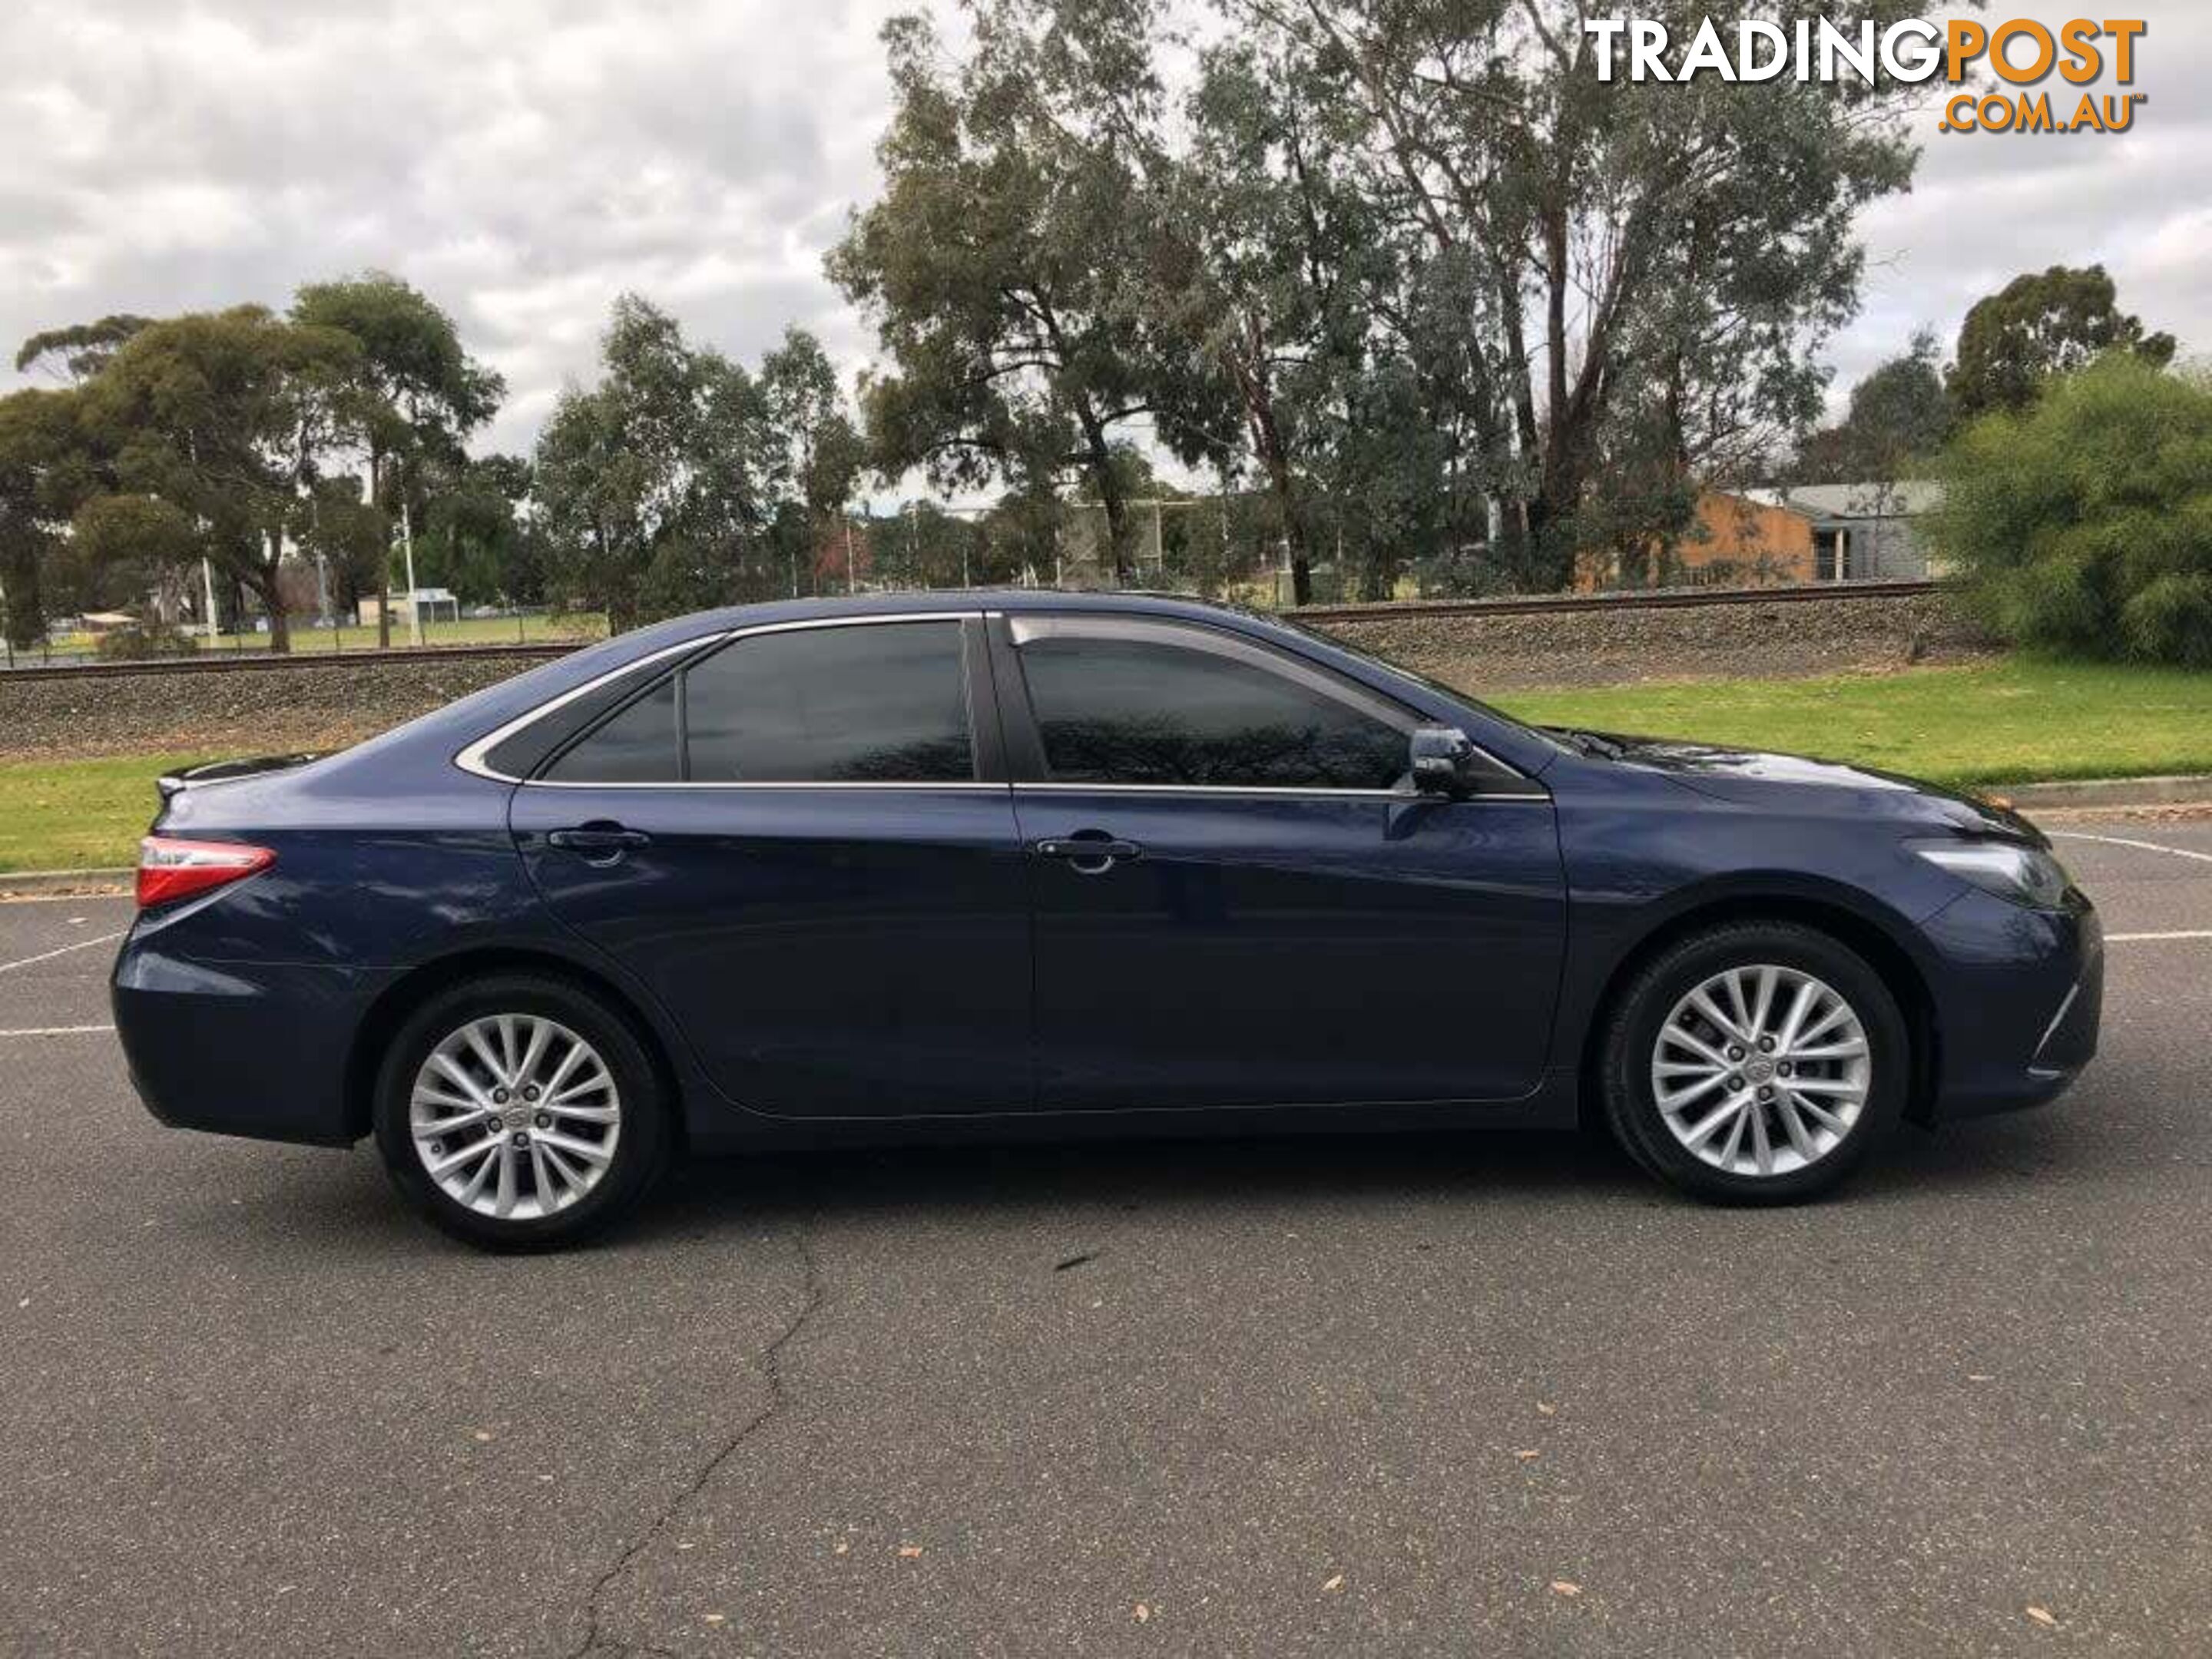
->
510;614;1031;1118
993;611;1566;1111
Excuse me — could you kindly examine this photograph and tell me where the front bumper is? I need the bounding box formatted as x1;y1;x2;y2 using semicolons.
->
112;937;388;1147
1919;888;2104;1122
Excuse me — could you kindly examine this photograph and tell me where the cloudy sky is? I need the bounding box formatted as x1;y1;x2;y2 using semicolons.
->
1;0;2204;461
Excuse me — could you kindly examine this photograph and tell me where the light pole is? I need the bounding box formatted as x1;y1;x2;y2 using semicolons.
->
400;496;424;646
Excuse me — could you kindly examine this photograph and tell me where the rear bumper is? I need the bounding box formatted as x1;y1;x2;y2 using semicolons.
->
1919;889;2104;1123
112;939;386;1147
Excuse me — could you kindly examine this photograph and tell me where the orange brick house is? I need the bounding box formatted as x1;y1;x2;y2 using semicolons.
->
1580;490;1815;590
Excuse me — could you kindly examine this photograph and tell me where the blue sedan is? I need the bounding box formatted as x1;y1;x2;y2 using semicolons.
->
113;592;2103;1247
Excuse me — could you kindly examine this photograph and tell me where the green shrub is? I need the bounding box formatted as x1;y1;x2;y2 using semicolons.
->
94;621;198;661
1929;356;2212;665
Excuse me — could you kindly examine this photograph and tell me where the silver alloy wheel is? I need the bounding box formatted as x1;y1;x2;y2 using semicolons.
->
1651;965;1872;1179
409;1015;622;1220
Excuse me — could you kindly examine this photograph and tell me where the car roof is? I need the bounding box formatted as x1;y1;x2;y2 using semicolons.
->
309;586;1562;792
657;588;1276;631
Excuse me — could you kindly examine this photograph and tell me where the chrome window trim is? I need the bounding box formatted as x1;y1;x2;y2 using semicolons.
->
1012;782;1550;803
501;779;1545;801
512;780;1014;794
455;606;1545;800
452;611;982;786
453;636;724;783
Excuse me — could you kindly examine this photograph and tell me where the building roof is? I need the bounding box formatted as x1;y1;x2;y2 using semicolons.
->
1743;481;1944;520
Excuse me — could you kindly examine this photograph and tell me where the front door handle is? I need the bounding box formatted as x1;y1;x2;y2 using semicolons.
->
1033;835;1143;874
547;824;652;866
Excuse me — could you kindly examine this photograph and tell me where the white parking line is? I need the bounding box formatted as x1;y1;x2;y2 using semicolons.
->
0;932;124;975
0;1025;115;1038
2107;932;2212;944
2051;831;2212;866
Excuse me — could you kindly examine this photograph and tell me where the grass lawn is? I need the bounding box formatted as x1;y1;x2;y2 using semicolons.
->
1496;658;2212;790
41;613;608;658
0;754;198;874
2;657;2209;873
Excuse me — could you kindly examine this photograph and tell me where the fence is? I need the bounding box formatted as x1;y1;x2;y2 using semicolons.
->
3;608;607;672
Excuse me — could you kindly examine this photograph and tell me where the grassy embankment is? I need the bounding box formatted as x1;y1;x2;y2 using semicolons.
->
34;612;608;658
2;658;2210;873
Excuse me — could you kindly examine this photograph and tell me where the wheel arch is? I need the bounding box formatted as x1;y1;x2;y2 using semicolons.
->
343;946;687;1144
1577;890;1941;1128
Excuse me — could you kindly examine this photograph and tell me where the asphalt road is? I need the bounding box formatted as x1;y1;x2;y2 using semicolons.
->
3;820;2210;1658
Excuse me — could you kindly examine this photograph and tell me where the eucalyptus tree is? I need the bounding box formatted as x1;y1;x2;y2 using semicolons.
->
1949;265;2177;422
416;455;541;607
1151;34;1398;602
72;306;369;651
760;328;866;596
1797;329;1954;483
534;296;780;628
292;273;504;644
14;315;154;385
829;0;1197;581
1224;0;1936;588
0;389;88;645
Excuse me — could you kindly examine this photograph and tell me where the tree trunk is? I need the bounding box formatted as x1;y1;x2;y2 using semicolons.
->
1243;380;1311;608
0;536;45;650
1260;464;1311;607
1075;405;1129;584
369;446;392;650
258;544;291;654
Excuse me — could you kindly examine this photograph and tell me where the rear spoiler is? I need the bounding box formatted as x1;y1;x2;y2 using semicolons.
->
155;753;324;803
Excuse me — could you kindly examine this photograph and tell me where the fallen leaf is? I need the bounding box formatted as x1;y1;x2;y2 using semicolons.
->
472;1430;493;1443
1321;1575;1346;1593
898;1545;925;1559
1134;1603;1151;1622
703;1612;727;1625
1536;1402;1558;1416
833;1540;849;1556
1550;1581;1582;1598
1515;1449;1541;1461
2026;1607;2058;1628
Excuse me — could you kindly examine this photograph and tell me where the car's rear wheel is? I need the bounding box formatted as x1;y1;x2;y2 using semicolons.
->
372;974;671;1249
1601;922;1909;1204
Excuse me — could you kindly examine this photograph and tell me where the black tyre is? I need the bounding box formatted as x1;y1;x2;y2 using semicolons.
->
373;973;672;1249
1600;922;1909;1205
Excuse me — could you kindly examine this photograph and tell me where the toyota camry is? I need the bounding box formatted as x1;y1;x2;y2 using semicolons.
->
113;592;2103;1247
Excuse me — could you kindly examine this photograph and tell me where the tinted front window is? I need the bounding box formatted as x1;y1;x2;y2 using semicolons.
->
1015;634;1406;790
544;678;680;783
684;621;973;783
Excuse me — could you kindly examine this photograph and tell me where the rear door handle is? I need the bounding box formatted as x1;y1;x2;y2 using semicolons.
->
547;825;652;865
1033;836;1142;873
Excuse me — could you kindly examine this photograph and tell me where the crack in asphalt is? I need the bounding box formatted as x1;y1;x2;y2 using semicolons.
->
564;1220;824;1659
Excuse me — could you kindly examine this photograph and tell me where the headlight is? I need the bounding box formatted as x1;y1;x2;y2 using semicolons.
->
1911;841;2071;909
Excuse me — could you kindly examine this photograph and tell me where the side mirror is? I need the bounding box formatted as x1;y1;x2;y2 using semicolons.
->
1409;724;1481;798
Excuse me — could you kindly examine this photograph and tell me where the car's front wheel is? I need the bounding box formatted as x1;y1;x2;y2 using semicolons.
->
1600;922;1909;1204
372;974;671;1249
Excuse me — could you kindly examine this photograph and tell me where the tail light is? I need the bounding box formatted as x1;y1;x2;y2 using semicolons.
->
137;836;276;909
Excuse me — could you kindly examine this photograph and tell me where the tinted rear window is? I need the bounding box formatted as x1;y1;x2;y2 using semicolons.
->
542;678;680;783
684;622;973;783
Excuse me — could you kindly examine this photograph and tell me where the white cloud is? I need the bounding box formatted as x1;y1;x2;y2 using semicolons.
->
1835;0;2207;400
0;0;2202;457
0;0;893;450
